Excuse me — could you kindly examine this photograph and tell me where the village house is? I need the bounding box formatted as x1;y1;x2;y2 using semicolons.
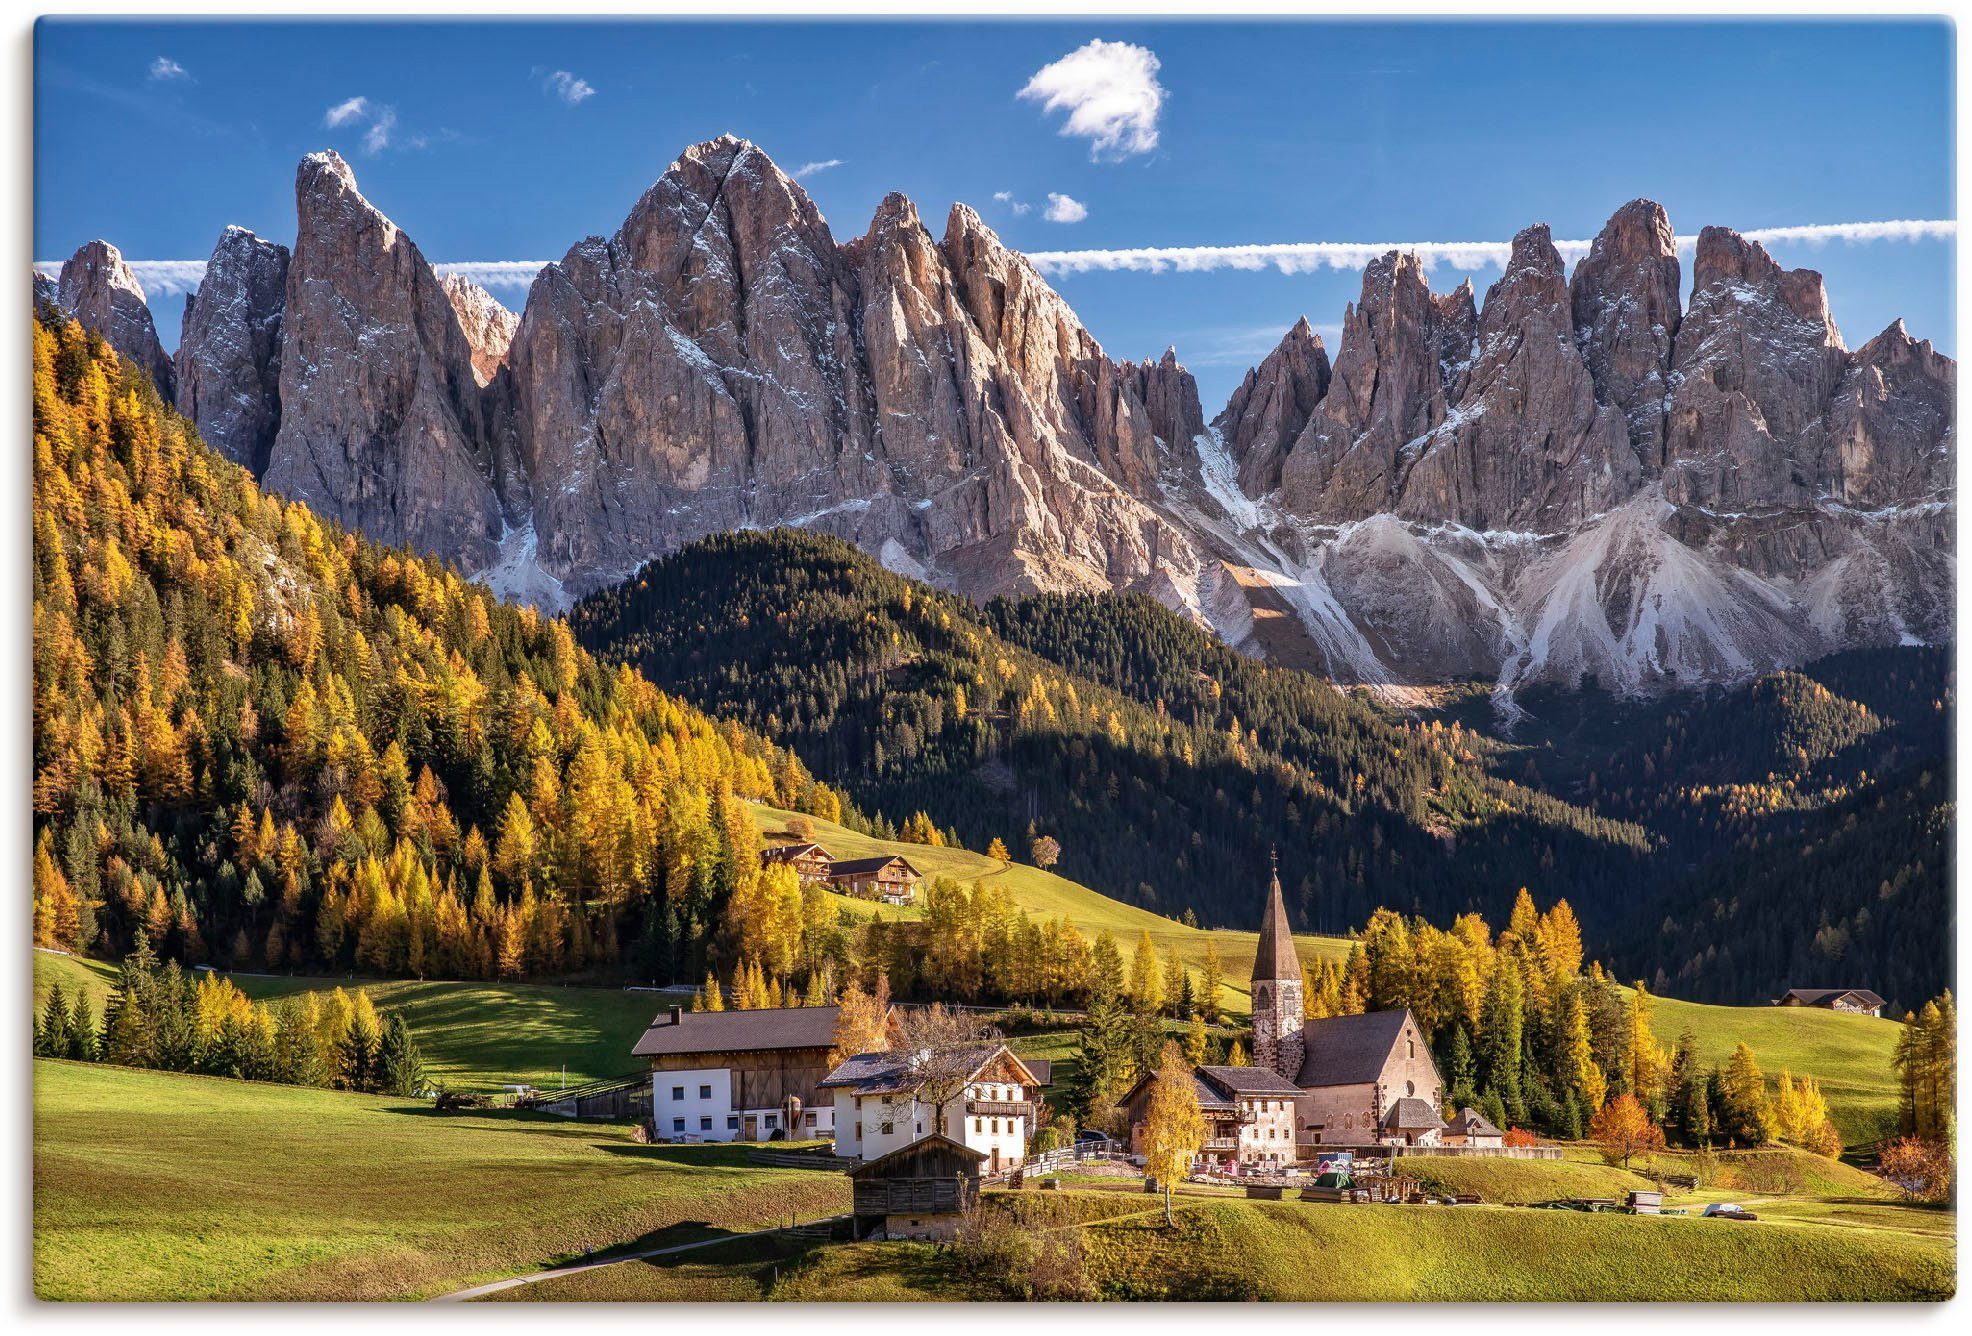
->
760;840;834;887
1773;987;1887;1018
827;854;921;906
632;1004;845;1142
822;1042;1046;1174
1250;864;1447;1152
1121;1063;1302;1169
1443;1106;1505;1148
846;1134;984;1242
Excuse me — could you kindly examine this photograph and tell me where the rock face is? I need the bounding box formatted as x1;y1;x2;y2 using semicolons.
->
1213;317;1330;496
261;151;503;572
495;137;1203;602
133;145;1951;699
1663;227;1848;511
1570;199;1681;469
56;240;174;396
174;227;289;471
440;275;519;386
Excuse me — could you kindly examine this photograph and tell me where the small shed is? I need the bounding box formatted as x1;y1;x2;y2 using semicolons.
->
1627;1190;1663;1215
847;1134;985;1241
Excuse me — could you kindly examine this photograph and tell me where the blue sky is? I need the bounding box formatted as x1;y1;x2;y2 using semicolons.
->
36;18;1954;409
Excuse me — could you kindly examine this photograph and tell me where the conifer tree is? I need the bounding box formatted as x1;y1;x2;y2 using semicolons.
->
376;1014;427;1097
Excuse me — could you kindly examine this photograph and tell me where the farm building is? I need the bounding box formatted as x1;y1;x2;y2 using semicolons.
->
760;840;835;886
1773;988;1886;1018
1249;866;1447;1152
1120;1063;1302;1169
1443;1106;1505;1148
827;854;921;905
822;1043;1046;1173
847;1135;984;1241
633;1004;849;1142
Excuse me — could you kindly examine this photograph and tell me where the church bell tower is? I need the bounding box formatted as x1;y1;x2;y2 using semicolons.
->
1250;852;1305;1082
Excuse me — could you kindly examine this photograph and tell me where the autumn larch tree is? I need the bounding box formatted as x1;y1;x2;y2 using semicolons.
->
1140;1040;1206;1226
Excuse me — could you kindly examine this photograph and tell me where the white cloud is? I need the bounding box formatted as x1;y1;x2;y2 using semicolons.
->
545;70;596;105
148;57;189;83
1044;192;1088;224
1018;39;1164;161
362;106;397;155
993;190;1032;217
792;158;845;179
323;96;370;128
1025;219;1960;276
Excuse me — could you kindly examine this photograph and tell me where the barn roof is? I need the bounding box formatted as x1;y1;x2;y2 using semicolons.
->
829;855;920;877
762;841;832;862
1295;1009;1415;1088
1198;1065;1304;1097
848;1134;986;1179
1778;987;1886;1009
631;1004;840;1058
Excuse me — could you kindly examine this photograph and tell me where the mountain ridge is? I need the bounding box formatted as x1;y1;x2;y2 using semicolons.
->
44;136;1953;701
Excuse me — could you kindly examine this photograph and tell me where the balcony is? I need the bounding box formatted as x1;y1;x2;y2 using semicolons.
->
965;1100;1034;1119
1201;1137;1240;1152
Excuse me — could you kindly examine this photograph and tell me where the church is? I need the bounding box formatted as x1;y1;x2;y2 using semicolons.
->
1251;862;1446;1151
1127;864;1447;1164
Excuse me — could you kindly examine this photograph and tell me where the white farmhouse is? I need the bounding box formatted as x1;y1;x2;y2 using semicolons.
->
822;1043;1048;1174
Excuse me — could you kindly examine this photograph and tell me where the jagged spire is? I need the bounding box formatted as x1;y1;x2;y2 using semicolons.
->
1252;850;1300;983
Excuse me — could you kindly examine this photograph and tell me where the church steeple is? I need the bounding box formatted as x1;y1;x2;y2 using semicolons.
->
1250;850;1306;1082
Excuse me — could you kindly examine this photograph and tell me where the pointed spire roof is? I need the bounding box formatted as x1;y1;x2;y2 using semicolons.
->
1253;851;1301;983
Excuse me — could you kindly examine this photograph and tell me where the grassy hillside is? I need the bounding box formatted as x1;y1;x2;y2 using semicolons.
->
33;950;675;1094
751;803;1351;1013
1646;992;1903;1145
33;1059;847;1300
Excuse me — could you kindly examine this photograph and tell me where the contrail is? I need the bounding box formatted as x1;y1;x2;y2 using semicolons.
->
34;219;1954;296
1024;219;1956;277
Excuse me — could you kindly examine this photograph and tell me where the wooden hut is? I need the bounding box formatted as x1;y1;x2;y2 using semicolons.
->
846;1134;985;1241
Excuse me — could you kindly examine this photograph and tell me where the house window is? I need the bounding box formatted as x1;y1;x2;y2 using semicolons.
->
699;1084;712;1099
672;1086;685;1100
764;1115;777;1128
727;1116;740;1130
700;1116;712;1130
854;1122;862;1138
880;1122;894;1135
806;1112;818;1127
673;1118;685;1131
1406;1081;1415;1097
991;1119;1000;1134
974;1118;983;1133
1408;1038;1415;1061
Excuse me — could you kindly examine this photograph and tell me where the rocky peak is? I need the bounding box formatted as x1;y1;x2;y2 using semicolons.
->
1664;226;1848;510
1396;223;1638;530
1570;198;1681;469
1212;316;1331;495
440;274;519;386
174;225;289;472
1823;318;1955;507
1123;346;1208;455
1274;249;1461;518
56;239;174;396
262;150;504;571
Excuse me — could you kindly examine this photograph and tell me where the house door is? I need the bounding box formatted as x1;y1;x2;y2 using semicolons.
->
990;1148;1001;1173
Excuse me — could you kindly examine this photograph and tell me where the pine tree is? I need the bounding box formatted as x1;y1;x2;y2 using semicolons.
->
36;983;71;1058
1198;939;1225;1025
376;1013;427;1097
67;993;98;1062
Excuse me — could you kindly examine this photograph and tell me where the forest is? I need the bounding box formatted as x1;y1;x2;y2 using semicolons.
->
29;312;852;989
569;530;1655;938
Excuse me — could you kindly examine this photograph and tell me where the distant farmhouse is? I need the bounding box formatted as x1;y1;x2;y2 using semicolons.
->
1773;988;1886;1018
634;1004;850;1142
846;1134;984;1242
1443;1106;1505;1148
760;840;834;887
826;854;921;906
758;843;922;906
1127;866;1450;1165
822;1042;1049;1174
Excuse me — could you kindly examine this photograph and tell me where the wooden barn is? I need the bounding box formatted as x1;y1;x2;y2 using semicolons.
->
847;1134;985;1241
761;840;835;886
633;1004;844;1142
828;854;922;906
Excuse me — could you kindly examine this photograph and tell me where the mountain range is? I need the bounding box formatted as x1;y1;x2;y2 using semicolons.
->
41;136;1954;701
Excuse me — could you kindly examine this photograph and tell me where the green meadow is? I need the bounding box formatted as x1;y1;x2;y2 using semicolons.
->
32;1059;847;1301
